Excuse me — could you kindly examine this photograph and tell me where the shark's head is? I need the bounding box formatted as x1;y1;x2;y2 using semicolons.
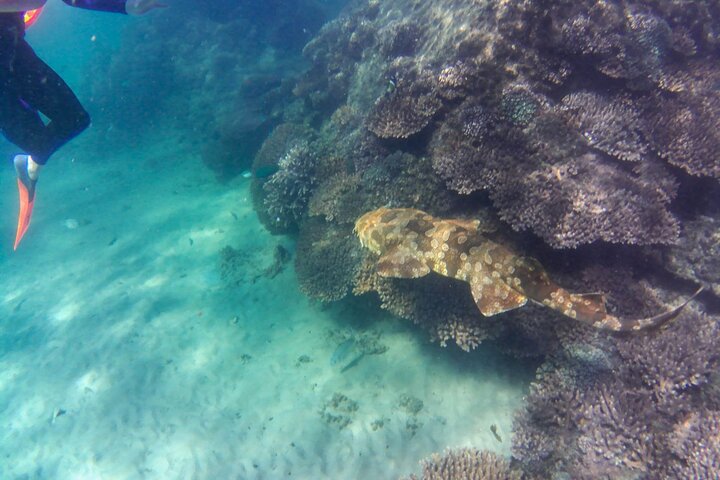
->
354;207;393;255
354;207;431;255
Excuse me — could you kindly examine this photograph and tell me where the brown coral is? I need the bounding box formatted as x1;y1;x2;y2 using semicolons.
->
251;124;316;234
664;214;720;297
353;255;499;352
559;91;647;164
431;99;680;248
308;172;366;225
295;218;362;302
367;65;443;139
669;410;720;479
641;78;720;178
404;448;522;480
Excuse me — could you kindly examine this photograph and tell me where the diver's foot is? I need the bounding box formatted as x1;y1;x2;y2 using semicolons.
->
13;154;38;199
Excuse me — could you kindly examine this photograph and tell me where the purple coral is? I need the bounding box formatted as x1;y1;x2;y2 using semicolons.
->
431;99;680;248
367;64;443;139
513;308;720;478
559;91;647;164
640;64;720;179
669;410;720;478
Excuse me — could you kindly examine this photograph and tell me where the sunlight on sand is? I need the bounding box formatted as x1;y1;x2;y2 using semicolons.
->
49;301;82;326
75;369;111;395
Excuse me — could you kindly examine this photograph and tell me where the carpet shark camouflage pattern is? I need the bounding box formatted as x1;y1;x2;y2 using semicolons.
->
355;207;702;332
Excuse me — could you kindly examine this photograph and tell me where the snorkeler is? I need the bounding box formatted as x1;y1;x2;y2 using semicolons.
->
0;0;167;250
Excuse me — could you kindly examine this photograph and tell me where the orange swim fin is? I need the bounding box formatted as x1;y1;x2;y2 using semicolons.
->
14;177;36;250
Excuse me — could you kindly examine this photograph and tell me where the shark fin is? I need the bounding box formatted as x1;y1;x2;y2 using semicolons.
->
613;286;705;332
470;277;527;316
575;293;608;314
445;218;481;232
376;246;430;279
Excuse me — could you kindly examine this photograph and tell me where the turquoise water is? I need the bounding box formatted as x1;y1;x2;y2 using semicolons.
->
0;7;530;478
2;1;717;479
0;134;529;477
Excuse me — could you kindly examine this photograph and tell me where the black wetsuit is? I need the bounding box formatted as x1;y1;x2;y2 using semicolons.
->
0;0;127;165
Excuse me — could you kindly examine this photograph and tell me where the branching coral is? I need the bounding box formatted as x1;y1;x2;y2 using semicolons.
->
669;410;720;478
262;142;318;232
664;214;720;296
367;64;443;139
559;91;647;164
295;218;362;302
640;62;720;179
513;308;720;478
353;259;501;351
308;172;365;224
404;448;522;480
431;98;680;247
252;123;315;177
251;123;317;234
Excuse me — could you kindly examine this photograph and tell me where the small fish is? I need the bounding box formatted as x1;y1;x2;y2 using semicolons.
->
490;424;502;442
330;339;356;366
387;75;398;93
51;408;66;425
13;298;26;313
64;218;79;229
241;170;252;179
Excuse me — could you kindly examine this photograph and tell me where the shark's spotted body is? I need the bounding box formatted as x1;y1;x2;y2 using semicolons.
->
355;208;699;332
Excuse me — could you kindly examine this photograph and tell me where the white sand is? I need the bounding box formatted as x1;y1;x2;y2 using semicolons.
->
0;134;530;479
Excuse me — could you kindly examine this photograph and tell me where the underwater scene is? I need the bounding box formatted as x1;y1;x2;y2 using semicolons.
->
0;0;718;478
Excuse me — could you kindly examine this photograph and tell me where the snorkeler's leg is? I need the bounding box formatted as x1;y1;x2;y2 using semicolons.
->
9;40;90;165
0;87;46;249
0;76;49;169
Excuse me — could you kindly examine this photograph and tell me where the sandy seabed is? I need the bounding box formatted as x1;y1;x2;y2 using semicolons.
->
0;134;531;479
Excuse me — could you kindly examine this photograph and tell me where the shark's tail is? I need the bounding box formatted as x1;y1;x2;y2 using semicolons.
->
596;287;704;332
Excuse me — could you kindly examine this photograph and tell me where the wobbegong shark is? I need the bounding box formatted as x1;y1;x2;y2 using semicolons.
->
355;207;702;332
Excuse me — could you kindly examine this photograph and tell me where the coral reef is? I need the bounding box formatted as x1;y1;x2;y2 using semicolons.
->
668;410;720;479
354;256;501;352
262;141;318;232
430;98;681;248
236;1;718;475
640;61;720;179
513;308;720;478
367;64;444;139
664;214;720;296
297;0;717;248
294;218;362;302
251;123;317;234
403;448;522;480
83;0;720;477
